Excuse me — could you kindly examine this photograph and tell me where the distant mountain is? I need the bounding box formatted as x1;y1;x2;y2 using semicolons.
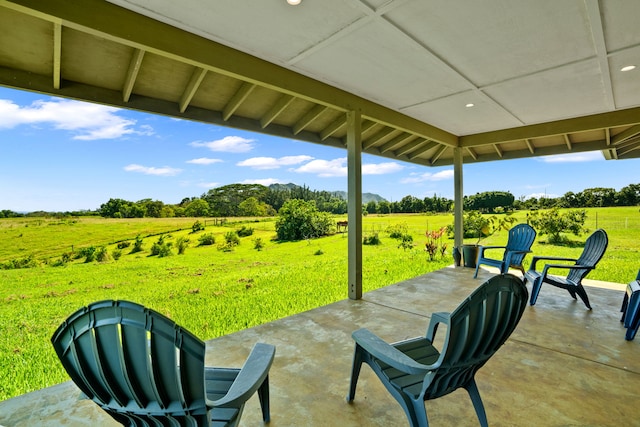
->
268;183;387;203
329;190;387;204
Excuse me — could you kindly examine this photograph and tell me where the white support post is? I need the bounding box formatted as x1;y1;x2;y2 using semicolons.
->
347;110;362;300
453;147;464;251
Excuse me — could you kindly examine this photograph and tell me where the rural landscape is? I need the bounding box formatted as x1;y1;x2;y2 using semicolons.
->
1;182;639;402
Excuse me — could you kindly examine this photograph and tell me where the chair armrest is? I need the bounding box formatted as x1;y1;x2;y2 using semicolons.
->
541;263;594;278
208;342;275;408
352;329;430;375
478;245;506;257
529;256;577;271
426;312;450;341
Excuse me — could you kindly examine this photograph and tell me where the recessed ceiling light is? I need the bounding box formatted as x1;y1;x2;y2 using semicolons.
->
465;103;474;108
621;65;636;72
287;0;301;5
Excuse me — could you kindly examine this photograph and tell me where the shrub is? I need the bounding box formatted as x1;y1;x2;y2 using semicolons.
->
176;237;189;254
150;235;172;257
96;246;110;262
314;249;324;255
527;208;587;244
386;223;409;239
198;233;216;246
224;231;240;246
398;234;414;251
237;225;254;237
116;241;131;250
275;199;333;241
363;233;381;245
1;255;39;270
130;235;144;253
253;237;264;251
112;249;122;260
78;246;97;263
192;220;205;233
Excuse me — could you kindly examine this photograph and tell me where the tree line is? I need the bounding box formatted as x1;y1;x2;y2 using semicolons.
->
1;183;638;219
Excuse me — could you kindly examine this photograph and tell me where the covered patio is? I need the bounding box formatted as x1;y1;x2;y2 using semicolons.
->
1;266;637;426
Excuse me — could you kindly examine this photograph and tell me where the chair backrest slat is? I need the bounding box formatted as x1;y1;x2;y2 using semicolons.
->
505;223;536;265
432;275;527;398
568;229;608;283
51;300;208;425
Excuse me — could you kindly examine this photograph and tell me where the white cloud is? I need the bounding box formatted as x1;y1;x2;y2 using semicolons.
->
291;158;404;178
237;155;313;169
186;157;223;165
124;164;182;176
540;152;602;163
292;158;347;177
400;169;454;184
362;162;404;175
190;135;255;153
241;178;284;186
0;98;149;140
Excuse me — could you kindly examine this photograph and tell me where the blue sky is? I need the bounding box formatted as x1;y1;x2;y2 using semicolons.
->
1;86;638;212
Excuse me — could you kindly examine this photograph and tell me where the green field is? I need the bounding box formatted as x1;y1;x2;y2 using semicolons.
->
1;208;639;400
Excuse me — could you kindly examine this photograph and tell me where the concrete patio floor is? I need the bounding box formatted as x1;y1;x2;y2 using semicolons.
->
1;266;638;426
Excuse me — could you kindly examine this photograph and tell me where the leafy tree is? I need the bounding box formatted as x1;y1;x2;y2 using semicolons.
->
275;199;333;241
617;184;640;206
203;183;268;217
527;208;587;243
184;199;210;217
464;191;514;212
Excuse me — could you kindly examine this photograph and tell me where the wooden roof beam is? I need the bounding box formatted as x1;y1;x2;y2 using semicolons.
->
612;124;640;145
466;146;478;160
53;22;61;89
378;133;416;153
525;139;535;154
394;138;426;156
223;82;255;121
260;94;295;128
407;141;439;160
179;67;207;113
320;115;346;141
363;128;397;149
123;48;145;102
564;134;572;150
293;104;328;135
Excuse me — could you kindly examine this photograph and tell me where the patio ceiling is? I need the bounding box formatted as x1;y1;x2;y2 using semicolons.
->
1;0;640;167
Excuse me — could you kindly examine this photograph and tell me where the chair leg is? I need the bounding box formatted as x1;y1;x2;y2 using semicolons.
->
465;379;488;427
405;396;430;427
258;375;270;423
346;345;364;403
573;285;592;309
474;262;480;278
529;277;543;306
621;293;629;322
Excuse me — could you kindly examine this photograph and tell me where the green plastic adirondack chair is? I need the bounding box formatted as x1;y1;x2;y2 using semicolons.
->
474;223;536;278
347;274;528;427
51;300;275;427
523;229;608;309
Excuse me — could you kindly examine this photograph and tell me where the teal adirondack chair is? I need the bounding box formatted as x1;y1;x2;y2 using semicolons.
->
474;223;536;278
523;229;608;309
51;300;275;427
347;274;528;427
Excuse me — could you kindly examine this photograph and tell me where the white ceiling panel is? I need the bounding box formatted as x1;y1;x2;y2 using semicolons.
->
601;0;640;51
402;90;523;135
609;46;640;109
486;59;609;125
293;19;471;110
107;0;365;64
385;0;596;87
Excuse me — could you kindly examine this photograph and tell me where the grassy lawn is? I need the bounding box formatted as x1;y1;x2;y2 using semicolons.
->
1;208;638;400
